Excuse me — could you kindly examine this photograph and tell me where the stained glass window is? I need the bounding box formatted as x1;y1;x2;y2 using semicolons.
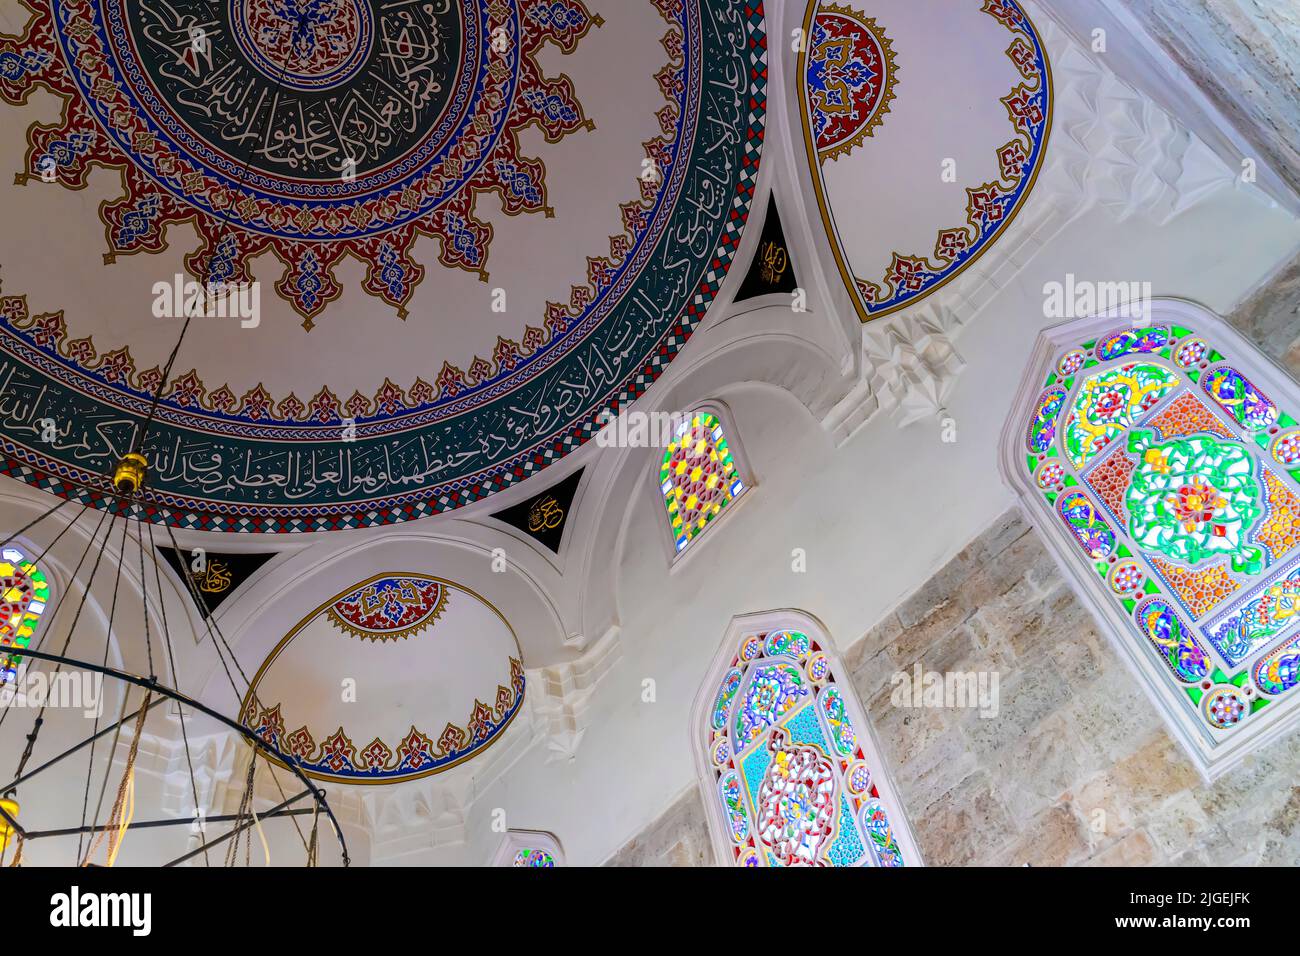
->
0;546;49;683
1015;319;1300;762
660;410;747;554
492;829;563;866
699;624;911;867
512;848;555;867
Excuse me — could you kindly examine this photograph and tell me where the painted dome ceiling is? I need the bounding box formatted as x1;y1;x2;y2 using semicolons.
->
242;574;524;783
0;0;766;530
799;0;1050;319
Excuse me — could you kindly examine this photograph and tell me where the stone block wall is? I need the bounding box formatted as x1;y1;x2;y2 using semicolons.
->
846;509;1300;867
1228;253;1300;379
1118;0;1300;198
605;785;716;866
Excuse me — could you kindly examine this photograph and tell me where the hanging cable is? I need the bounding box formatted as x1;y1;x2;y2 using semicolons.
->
144;518;209;866
0;496;69;554
134;517;156;681
81;689;149;867
6;505;113;790
0;504;88;737
76;514;130;862
0;5;354;868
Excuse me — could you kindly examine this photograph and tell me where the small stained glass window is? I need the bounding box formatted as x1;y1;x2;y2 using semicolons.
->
494;830;563;866
0;546;49;683
512;848;555;867
660;411;747;554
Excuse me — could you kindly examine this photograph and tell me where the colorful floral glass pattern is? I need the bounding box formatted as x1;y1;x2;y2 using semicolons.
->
1273;431;1300;468
512;849;555;867
734;663;808;752
712;668;743;732
1096;326;1168;361
818;686;857;756
1021;324;1300;739
1205;568;1300;667
1063;363;1180;468
1134;598;1208;683
660;412;747;554
1058;492;1116;559
705;630;905;867
861;799;903;866
1202;367;1279;431
1253;633;1300;697
1125;432;1262;573
1026;386;1068;454
0;547;49;682
720;770;750;843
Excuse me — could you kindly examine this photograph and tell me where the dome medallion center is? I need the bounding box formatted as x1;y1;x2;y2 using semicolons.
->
229;0;376;92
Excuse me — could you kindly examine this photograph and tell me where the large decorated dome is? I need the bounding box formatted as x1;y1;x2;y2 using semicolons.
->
0;0;767;530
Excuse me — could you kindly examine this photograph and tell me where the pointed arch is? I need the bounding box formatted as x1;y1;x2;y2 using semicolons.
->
691;609;920;867
1000;299;1300;779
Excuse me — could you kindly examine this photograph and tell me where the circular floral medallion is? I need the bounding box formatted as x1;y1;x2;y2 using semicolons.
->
1109;560;1144;596
1125;432;1263;573
847;761;872;795
1272;430;1300;469
1173;337;1208;369
1035;461;1065;490
229;0;378;93
1202;685;1248;730
1057;349;1086;376
805;4;897;161
806;652;830;683
0;1;770;532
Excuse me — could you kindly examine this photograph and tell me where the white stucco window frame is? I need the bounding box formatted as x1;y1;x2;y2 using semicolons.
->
999;298;1300;781
690;608;923;867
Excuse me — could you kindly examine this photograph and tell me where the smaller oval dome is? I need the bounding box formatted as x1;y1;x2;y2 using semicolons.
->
243;575;524;784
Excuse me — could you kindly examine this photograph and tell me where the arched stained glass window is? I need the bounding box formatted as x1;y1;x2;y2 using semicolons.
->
1003;302;1300;777
0;546;49;683
492;829;563;867
512;848;555;867
660;408;748;555
694;613;918;867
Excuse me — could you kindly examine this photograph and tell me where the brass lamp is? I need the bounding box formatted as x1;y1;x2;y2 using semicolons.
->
112;453;148;496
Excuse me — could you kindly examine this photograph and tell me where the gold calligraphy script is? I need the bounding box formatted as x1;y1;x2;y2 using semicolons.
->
759;240;788;285
193;560;232;594
528;496;565;533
